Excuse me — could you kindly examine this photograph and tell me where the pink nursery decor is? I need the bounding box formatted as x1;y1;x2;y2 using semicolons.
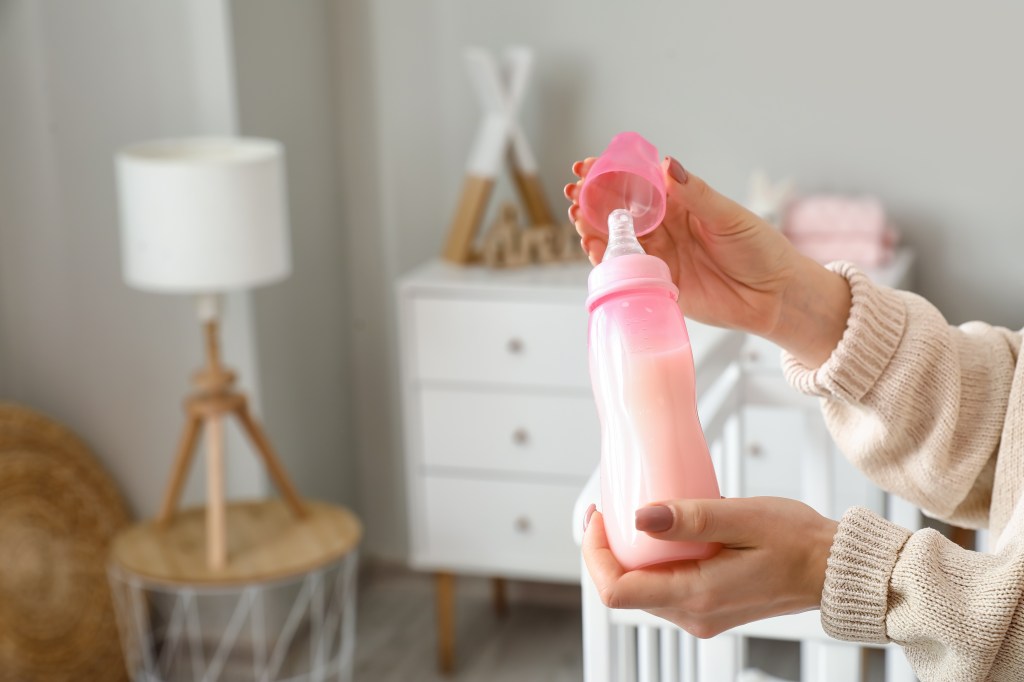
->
783;195;899;268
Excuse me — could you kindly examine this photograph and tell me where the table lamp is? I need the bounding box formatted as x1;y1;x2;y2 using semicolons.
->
116;136;307;570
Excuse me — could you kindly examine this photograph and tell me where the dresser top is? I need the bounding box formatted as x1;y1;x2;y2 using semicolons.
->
398;248;914;299
398;259;592;303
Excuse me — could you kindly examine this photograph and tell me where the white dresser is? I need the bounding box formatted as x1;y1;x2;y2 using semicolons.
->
397;260;597;586
396;260;595;672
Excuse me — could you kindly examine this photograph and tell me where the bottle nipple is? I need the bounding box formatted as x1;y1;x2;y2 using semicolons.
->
603;209;646;261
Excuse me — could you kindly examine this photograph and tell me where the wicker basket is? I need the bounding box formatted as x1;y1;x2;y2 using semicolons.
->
0;403;131;682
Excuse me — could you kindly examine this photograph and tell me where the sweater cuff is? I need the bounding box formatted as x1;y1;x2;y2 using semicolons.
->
821;507;911;644
783;262;907;402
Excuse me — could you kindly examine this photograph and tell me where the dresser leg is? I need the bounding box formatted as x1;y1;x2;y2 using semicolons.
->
491;576;508;618
436;572;456;674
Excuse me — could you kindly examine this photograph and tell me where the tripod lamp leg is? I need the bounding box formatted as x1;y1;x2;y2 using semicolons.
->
235;405;307;519
206;415;227;570
157;413;203;526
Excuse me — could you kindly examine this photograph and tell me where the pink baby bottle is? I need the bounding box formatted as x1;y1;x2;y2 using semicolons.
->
585;203;722;568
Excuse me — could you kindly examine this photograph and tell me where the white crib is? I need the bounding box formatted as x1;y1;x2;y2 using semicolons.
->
572;346;922;682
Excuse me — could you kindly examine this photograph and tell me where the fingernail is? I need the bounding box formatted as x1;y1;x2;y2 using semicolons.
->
636;505;674;532
568;204;579;223
667;156;688;185
572;161;584;177
563;183;575;200
583;503;597;533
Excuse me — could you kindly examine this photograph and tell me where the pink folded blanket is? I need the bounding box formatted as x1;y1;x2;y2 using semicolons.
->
783;195;898;267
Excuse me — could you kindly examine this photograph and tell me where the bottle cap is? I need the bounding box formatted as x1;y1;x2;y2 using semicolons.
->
579;132;667;236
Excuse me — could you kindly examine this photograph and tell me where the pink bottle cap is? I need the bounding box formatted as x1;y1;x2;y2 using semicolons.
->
579;132;667;237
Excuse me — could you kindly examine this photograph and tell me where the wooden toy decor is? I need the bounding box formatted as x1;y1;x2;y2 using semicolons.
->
443;47;579;267
481;202;584;268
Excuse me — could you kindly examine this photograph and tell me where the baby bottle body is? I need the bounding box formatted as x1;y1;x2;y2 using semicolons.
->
589;285;721;570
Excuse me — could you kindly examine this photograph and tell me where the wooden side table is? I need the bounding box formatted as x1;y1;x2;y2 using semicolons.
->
108;499;361;682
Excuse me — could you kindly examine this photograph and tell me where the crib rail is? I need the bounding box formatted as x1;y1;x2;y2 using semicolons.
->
575;357;919;682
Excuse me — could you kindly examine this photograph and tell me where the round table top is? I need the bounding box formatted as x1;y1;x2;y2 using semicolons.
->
110;499;362;586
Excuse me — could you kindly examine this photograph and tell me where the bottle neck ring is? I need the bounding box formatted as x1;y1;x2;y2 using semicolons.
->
586;253;678;311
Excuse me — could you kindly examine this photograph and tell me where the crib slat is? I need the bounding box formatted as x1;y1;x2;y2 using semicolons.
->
801;641;860;682
697;634;742;682
887;494;922;531
581;557;612;682
800;408;835;517
680;632;697;682
723;410;743;499
885;646;918;682
659;628;679;682
637;626;658;682
616;626;638;682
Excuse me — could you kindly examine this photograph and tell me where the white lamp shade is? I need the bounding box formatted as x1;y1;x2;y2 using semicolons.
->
116;137;292;293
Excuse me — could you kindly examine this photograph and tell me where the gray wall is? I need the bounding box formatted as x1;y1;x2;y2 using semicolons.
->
371;0;1024;327
230;0;358;511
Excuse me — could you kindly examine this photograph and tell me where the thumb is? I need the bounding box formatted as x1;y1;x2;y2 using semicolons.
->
635;498;758;544
662;156;760;237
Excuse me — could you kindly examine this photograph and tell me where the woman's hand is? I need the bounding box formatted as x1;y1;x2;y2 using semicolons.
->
565;158;852;367
581;497;839;638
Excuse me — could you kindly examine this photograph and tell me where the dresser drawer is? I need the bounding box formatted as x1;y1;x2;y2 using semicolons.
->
419;387;599;478
411;297;589;389
416;476;581;581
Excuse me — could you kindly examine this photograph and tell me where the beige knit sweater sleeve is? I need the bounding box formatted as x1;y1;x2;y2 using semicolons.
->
781;262;1024;680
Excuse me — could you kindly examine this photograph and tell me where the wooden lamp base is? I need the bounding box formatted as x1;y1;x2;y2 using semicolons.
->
157;313;307;571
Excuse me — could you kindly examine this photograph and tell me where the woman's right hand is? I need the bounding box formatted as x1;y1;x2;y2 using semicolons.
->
565;158;852;367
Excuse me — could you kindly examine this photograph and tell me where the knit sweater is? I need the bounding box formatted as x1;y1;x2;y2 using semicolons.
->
782;263;1024;681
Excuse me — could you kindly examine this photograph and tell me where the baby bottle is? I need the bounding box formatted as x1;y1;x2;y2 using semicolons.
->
585;201;722;568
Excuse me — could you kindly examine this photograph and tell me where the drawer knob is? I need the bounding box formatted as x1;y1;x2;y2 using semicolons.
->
748;442;763;457
746;349;761;363
512;428;530;446
514;516;532;533
507;338;525;355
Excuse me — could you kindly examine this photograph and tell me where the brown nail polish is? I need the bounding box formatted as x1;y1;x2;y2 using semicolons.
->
636;505;674;532
667;156;688;184
583;503;597;532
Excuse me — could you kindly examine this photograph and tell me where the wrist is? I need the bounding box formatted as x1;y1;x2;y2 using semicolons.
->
768;255;852;367
807;516;840;608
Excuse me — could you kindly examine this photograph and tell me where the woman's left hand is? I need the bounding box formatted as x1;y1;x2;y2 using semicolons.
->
582;496;839;638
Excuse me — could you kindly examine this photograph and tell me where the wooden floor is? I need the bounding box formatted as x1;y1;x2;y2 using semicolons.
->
354;564;584;682
353;564;886;682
